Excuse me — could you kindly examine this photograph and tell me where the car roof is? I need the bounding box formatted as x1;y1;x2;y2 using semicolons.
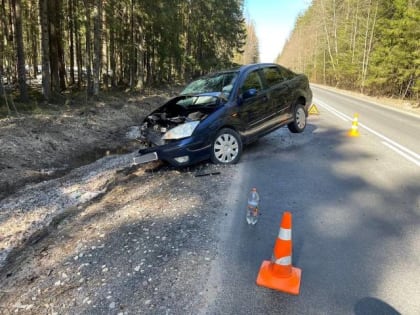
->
205;63;283;77
239;63;282;71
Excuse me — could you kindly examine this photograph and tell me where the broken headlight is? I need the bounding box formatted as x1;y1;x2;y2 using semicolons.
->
161;121;199;140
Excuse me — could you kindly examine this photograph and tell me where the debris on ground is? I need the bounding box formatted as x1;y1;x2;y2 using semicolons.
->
195;171;221;177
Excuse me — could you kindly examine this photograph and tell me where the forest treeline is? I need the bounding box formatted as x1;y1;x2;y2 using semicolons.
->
0;0;252;105
277;0;419;102
4;0;417;109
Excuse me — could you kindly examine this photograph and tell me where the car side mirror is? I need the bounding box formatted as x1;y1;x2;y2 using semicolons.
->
242;88;257;99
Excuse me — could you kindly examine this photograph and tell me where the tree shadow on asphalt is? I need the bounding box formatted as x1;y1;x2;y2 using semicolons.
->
354;297;401;315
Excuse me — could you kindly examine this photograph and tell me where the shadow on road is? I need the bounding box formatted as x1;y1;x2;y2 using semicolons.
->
354;297;401;315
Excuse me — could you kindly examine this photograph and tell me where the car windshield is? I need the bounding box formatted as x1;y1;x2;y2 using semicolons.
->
181;72;238;97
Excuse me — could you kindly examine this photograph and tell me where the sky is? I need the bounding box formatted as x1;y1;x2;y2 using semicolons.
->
244;0;312;62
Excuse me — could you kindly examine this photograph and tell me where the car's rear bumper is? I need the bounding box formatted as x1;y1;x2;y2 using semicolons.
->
136;137;212;167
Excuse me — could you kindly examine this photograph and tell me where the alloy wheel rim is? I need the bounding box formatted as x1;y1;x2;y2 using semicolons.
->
296;107;306;129
214;134;239;163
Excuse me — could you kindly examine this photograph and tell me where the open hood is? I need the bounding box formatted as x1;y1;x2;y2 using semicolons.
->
139;93;225;147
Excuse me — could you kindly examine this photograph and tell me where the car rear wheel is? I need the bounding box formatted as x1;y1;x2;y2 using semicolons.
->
288;104;307;133
211;128;242;164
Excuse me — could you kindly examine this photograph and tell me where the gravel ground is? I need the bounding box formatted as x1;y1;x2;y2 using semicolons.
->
0;157;236;314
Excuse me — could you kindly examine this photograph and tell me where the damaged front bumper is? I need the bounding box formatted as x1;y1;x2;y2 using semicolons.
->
133;136;212;167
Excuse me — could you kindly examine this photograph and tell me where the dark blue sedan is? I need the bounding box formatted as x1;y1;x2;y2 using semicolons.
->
135;63;312;166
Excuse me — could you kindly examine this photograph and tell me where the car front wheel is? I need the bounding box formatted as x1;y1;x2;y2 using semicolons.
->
211;128;243;164
288;104;307;133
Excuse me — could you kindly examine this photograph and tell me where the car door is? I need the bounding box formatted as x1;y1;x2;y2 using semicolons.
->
262;66;293;119
237;69;270;131
277;66;297;117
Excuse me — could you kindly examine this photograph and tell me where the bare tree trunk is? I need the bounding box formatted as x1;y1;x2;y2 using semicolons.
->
39;0;51;100
332;0;339;64
101;5;108;89
69;0;75;85
7;0;17;83
0;0;6;83
107;0;116;88
361;0;378;92
84;0;93;96
11;0;28;101
320;0;337;77
48;0;61;94
402;75;413;99
74;0;82;87
109;25;116;87
136;26;144;90
361;0;371;93
93;0;102;96
313;29;319;82
0;69;11;115
129;0;135;89
28;0;38;78
56;0;66;91
351;0;360;64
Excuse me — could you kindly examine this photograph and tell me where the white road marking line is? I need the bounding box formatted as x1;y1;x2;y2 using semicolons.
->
314;98;420;166
359;122;420;160
382;141;420;167
314;99;350;122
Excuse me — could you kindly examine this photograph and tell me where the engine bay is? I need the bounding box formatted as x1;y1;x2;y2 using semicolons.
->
139;94;224;146
140;107;212;146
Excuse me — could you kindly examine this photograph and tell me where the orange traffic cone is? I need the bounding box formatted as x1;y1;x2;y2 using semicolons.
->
256;211;301;295
348;113;360;137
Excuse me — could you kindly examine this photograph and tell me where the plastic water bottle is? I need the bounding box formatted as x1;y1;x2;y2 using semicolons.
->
246;188;260;225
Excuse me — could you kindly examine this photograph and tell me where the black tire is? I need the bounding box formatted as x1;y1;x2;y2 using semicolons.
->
210;128;243;164
287;104;307;133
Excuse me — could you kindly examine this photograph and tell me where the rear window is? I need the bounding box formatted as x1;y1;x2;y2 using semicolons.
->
278;66;295;80
263;67;283;87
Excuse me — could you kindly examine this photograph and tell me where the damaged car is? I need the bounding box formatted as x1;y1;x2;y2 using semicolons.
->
134;63;312;166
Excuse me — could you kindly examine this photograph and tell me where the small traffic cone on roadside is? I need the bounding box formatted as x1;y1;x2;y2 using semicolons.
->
348;113;360;137
256;211;301;295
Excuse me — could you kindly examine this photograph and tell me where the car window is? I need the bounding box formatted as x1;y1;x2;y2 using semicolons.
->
263;67;284;87
241;70;263;94
278;66;295;80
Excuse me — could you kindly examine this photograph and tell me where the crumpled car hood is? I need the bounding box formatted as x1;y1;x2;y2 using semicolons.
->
139;92;225;147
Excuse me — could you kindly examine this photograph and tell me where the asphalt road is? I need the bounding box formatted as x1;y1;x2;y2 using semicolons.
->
199;86;420;315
